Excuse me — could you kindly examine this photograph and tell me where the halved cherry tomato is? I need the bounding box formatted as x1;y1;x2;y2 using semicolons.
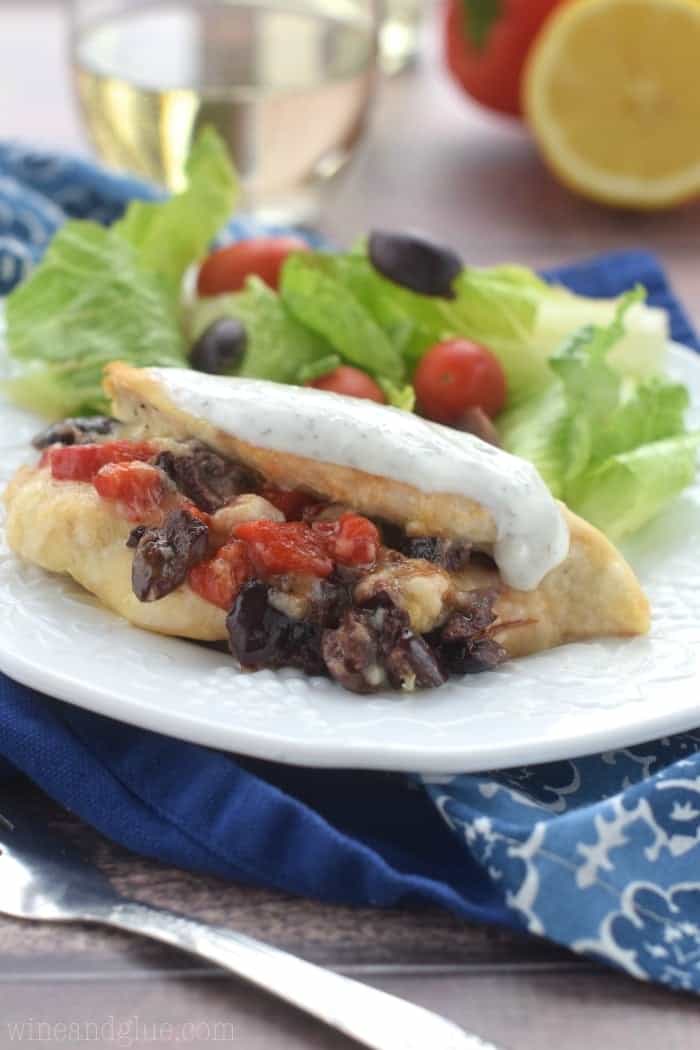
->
234;520;333;578
197;237;309;296
414;339;507;423
47;441;156;483
313;513;380;568
260;487;319;521
189;540;253;610
93;461;166;521
307;366;386;404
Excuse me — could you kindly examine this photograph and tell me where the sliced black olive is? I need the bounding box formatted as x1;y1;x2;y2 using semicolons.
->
32;415;116;449
131;510;209;603
400;536;445;563
126;524;147;549
394;535;471;571
368;231;463;299
154;444;256;512
431;596;507;676
384;631;447;690
321;609;384;693
189;318;247;375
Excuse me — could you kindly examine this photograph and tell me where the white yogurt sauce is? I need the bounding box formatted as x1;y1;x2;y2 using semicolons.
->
149;369;570;590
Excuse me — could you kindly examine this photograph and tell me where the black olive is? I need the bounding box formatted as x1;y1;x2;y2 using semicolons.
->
226;581;325;673
384;630;447;690
368;231;463;299
189;318;247;375
153;445;256;512
430;597;507;676
131;510;209;603
400;536;444;563
32;415;116;449
226;581;272;667
126;525;147;549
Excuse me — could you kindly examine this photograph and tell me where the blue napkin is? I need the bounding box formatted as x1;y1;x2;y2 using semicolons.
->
2;143;700;994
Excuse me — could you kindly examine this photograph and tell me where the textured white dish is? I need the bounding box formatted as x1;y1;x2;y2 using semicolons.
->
0;333;699;772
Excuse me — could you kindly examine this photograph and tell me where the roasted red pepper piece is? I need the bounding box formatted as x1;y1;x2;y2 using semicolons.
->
189;539;253;609
47;441;155;482
234;520;333;578
93;461;166;522
313;513;380;568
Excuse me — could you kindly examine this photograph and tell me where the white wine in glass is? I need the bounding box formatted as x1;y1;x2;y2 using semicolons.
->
71;0;379;222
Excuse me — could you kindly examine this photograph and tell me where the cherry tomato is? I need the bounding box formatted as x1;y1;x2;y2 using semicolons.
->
93;461;166;521
197;237;309;296
47;441;155;483
414;339;507;423
189;540;253;610
444;0;560;117
307;366;386;404
234;520;333;578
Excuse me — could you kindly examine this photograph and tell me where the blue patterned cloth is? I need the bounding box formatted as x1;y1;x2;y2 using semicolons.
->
2;143;700;993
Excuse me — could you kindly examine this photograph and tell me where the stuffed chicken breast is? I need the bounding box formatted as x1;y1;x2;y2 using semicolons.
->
3;363;649;694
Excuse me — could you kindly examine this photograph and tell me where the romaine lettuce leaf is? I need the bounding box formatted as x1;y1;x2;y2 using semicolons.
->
446;266;547;402
377;378;416;411
189;277;335;384
430;265;666;401
591;377;690;463
284;255;551;395
305;253;449;365
5;222;185;417
548;290;639;479
497;385;569;496
536;287;668;379
113;127;238;290
288;250;669;407
568;433;700;541
4;128;237;417
280;254;405;382
500;290;698;538
191;275;417;405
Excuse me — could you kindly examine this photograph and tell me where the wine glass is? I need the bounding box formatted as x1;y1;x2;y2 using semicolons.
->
69;0;380;223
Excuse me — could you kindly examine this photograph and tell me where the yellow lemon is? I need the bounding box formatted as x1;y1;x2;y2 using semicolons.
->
523;0;700;209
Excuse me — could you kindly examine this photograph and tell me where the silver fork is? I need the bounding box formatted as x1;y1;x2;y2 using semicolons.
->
0;800;504;1050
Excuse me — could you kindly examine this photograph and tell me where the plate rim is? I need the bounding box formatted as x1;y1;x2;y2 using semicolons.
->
3;631;700;773
1;340;699;773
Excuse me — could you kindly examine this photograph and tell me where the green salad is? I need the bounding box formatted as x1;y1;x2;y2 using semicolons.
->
4;129;698;542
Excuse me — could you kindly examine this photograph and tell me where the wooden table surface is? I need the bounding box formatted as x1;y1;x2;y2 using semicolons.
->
2;3;700;1048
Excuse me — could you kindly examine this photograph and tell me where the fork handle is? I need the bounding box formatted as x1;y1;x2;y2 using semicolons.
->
101;900;499;1050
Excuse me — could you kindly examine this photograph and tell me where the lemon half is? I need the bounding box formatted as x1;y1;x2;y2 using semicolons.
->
524;0;700;209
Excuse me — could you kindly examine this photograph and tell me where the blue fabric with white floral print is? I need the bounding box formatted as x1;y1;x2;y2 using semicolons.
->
2;141;700;994
424;737;700;991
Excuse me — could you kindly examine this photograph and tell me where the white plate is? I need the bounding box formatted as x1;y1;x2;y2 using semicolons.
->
1;333;699;773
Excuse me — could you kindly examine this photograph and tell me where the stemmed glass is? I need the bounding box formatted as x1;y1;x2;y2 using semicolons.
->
69;0;381;222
